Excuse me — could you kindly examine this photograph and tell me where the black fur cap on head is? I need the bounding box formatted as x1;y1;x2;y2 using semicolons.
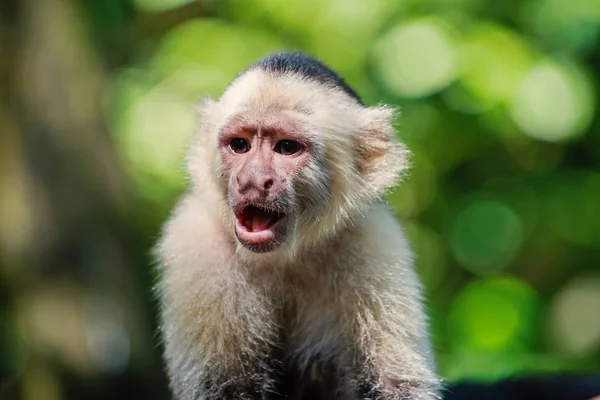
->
243;51;363;105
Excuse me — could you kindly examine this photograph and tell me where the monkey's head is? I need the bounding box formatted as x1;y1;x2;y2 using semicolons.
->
187;53;409;256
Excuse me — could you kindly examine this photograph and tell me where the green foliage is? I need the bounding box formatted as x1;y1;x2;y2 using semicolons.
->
105;0;600;382
3;0;599;390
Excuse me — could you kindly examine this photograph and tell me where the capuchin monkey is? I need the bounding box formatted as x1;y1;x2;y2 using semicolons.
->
154;52;441;400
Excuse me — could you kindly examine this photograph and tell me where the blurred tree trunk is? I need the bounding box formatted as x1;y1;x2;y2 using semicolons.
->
0;0;165;398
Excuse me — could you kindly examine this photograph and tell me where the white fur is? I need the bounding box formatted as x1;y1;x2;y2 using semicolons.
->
155;67;441;399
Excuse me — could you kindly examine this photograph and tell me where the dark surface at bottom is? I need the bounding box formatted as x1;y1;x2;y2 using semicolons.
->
444;376;600;400
1;373;600;399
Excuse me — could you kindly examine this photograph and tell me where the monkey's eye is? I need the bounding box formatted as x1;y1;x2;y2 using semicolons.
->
229;138;250;154
274;140;302;156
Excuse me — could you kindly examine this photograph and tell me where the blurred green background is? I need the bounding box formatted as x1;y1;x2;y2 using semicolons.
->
0;0;599;399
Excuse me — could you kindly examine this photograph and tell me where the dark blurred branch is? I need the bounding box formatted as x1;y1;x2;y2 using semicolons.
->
78;0;208;68
135;0;207;39
0;0;163;398
17;0;127;213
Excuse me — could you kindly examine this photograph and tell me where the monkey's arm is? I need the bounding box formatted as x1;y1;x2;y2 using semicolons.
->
159;278;280;400
343;207;442;400
351;282;441;400
156;195;280;400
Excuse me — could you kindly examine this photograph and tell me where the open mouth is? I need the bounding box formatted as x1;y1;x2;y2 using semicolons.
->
234;205;286;251
237;205;284;232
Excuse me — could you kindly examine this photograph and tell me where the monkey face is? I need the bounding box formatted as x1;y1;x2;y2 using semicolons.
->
218;110;316;253
193;66;409;254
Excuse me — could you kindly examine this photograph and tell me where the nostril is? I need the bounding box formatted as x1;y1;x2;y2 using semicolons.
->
264;179;274;190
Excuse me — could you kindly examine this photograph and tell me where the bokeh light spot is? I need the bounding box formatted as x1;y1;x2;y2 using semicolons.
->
549;275;600;357
449;277;539;352
85;298;131;374
151;19;285;81
116;85;196;185
228;0;323;36
373;18;458;98
510;59;594;142
450;24;535;111
451;199;524;274
314;0;397;39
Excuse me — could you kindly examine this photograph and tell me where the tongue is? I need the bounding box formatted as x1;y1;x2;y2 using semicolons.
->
252;214;272;232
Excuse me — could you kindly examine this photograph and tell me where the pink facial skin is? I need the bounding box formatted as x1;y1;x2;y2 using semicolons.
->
218;111;313;253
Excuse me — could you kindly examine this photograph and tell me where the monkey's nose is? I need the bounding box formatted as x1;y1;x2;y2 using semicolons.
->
236;175;275;197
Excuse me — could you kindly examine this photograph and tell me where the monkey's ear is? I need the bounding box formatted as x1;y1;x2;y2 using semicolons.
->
356;105;410;194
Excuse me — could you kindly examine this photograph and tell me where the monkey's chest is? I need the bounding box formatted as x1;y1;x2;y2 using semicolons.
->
271;307;349;399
